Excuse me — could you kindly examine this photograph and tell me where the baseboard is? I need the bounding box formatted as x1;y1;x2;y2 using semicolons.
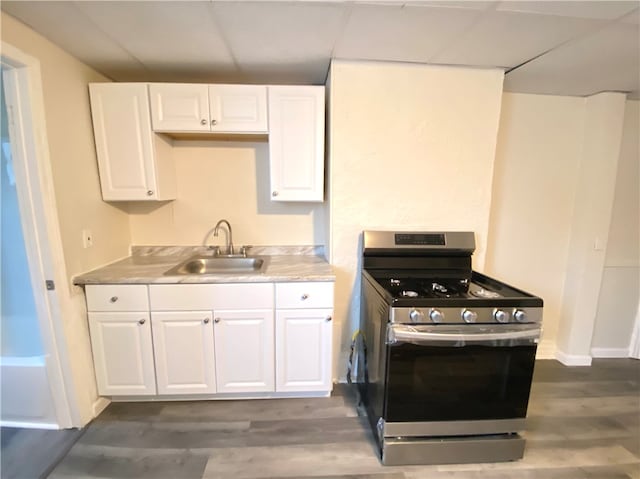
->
0;420;59;429
590;347;630;358
535;338;556;359
555;349;592;366
92;396;110;418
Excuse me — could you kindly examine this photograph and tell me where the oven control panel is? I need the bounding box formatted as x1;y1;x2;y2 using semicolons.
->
392;307;542;324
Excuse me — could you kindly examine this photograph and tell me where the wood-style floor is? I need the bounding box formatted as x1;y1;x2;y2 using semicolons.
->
11;359;640;478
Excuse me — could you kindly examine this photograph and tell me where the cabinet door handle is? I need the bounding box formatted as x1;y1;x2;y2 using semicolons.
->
272;191;279;197
326;316;332;322
147;190;154;196
138;318;146;325
214;317;221;323
301;294;309;300
109;296;118;303
204;318;210;324
200;119;207;125
211;119;217;126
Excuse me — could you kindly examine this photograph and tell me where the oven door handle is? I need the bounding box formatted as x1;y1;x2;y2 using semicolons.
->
387;324;541;346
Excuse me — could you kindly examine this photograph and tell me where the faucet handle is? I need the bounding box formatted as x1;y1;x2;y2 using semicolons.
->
208;245;221;256
239;245;252;257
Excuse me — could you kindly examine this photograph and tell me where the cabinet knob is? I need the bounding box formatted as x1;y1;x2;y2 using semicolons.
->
204;317;210;324
301;293;309;300
200;119;207;125
211;119;217;126
272;191;279;197
326;316;332;322
214;317;221;323
138;318;146;325
109;296;118;303
147;190;154;196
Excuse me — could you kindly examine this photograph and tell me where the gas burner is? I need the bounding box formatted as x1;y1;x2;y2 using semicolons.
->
432;283;449;294
471;288;502;299
400;290;419;298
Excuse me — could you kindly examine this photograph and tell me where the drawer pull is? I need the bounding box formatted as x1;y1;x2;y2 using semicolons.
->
138;319;146;325
204;318;210;324
110;296;118;303
326;316;332;322
214;317;221;323
301;294;309;300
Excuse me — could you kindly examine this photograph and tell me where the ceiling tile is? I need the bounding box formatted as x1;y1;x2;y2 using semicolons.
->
504;22;640;97
433;10;605;68
334;3;482;63
75;1;235;68
1;1;149;79
497;1;639;20
210;1;347;67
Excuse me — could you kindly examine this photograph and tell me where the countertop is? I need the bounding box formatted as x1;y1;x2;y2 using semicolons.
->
73;246;335;285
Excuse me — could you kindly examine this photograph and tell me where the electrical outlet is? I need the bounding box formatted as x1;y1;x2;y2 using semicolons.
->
82;229;93;248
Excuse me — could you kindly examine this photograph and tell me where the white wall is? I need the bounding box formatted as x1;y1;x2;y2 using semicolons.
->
486;93;586;357
128;140;324;247
328;60;504;379
591;100;640;355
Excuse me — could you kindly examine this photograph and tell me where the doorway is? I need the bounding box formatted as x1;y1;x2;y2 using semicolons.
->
1;43;77;429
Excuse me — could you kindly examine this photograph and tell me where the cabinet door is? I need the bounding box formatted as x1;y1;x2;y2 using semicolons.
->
88;312;156;396
151;311;216;395
209;85;268;133
149;83;210;132
89;83;159;201
268;86;325;202
214;310;274;393
276;309;333;392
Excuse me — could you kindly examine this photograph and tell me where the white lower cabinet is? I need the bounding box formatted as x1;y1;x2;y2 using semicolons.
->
88;312;156;396
151;311;216;395
213;309;275;393
275;309;333;392
87;281;333;398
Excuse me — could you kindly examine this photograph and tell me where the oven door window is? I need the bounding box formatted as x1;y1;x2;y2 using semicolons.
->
385;342;536;423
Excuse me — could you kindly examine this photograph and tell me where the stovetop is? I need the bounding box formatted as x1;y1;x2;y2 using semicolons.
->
365;270;543;308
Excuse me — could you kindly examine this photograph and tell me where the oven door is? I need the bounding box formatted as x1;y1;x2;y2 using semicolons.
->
384;323;540;423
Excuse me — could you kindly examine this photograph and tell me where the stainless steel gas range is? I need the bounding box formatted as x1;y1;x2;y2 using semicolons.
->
359;230;543;466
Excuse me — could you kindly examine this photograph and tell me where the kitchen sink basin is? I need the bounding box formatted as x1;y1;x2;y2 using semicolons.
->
164;255;267;275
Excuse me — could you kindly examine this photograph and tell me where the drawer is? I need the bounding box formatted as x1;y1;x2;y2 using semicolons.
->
85;285;149;312
276;282;334;309
149;283;274;311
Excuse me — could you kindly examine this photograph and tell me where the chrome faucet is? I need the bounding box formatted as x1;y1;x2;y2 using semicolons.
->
213;219;234;256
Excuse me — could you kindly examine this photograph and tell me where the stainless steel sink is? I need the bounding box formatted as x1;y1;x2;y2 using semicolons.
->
164;255;267;275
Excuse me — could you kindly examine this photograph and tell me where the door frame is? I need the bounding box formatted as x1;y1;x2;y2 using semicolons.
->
2;42;80;428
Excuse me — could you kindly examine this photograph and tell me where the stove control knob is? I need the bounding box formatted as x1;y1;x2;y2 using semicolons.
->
494;309;510;323
429;309;444;323
462;309;477;323
514;309;528;323
409;309;425;323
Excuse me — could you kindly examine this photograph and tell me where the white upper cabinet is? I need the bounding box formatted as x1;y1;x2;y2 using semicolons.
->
268;86;325;202
89;83;175;201
148;83;210;132
149;83;268;133
209;85;268;133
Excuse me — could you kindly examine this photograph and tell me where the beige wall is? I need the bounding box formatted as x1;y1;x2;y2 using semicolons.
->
592;100;640;352
485;92;586;357
556;92;627;363
487;92;631;362
128;140;324;247
2;12;130;424
328;60;504;379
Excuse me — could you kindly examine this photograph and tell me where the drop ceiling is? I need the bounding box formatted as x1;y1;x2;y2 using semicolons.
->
2;0;639;98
